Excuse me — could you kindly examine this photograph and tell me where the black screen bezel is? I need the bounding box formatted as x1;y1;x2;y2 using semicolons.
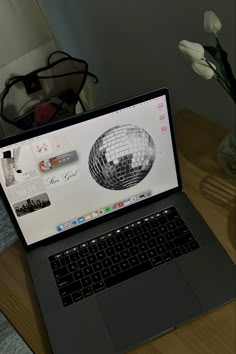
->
0;88;182;250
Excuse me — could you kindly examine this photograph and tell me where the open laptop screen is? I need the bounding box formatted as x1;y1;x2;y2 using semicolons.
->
0;94;178;245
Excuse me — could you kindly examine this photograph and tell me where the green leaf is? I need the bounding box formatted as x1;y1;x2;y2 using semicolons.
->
215;37;236;92
203;45;217;60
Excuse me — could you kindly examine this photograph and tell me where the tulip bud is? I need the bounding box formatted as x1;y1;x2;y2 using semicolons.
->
204;11;222;34
178;40;205;62
192;60;216;80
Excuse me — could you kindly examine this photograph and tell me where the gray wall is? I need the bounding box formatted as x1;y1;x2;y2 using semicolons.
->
41;0;236;130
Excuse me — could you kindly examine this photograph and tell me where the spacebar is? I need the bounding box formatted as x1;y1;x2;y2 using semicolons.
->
104;261;153;288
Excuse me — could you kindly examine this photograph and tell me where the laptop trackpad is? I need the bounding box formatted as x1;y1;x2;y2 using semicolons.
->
97;263;202;352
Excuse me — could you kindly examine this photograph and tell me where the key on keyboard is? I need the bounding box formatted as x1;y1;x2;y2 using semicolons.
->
49;206;200;307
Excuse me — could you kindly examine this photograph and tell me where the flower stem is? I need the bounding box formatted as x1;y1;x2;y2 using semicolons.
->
204;58;236;103
216;78;234;98
214;35;234;91
205;58;231;90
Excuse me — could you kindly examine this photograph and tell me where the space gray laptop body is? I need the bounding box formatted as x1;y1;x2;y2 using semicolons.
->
0;88;235;354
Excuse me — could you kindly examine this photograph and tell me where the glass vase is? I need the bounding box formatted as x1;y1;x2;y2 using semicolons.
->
217;132;236;177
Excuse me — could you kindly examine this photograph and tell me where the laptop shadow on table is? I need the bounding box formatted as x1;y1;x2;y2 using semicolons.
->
200;175;236;252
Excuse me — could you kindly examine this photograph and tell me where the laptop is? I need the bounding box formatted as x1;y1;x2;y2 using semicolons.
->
0;88;235;354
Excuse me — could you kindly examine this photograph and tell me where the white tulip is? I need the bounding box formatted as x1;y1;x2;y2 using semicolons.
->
192;60;216;80
204;11;222;34
178;40;204;62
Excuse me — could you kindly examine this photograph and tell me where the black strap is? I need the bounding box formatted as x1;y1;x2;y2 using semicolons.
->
0;52;98;127
47;51;72;65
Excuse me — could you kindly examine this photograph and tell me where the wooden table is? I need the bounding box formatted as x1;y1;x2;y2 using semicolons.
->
0;110;235;354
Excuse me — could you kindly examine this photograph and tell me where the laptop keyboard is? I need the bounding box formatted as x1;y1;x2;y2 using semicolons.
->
49;206;200;307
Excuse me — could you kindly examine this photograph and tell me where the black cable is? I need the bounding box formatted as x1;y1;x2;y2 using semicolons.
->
1;52;98;128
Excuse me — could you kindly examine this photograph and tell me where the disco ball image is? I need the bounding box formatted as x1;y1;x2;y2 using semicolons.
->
88;124;155;190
